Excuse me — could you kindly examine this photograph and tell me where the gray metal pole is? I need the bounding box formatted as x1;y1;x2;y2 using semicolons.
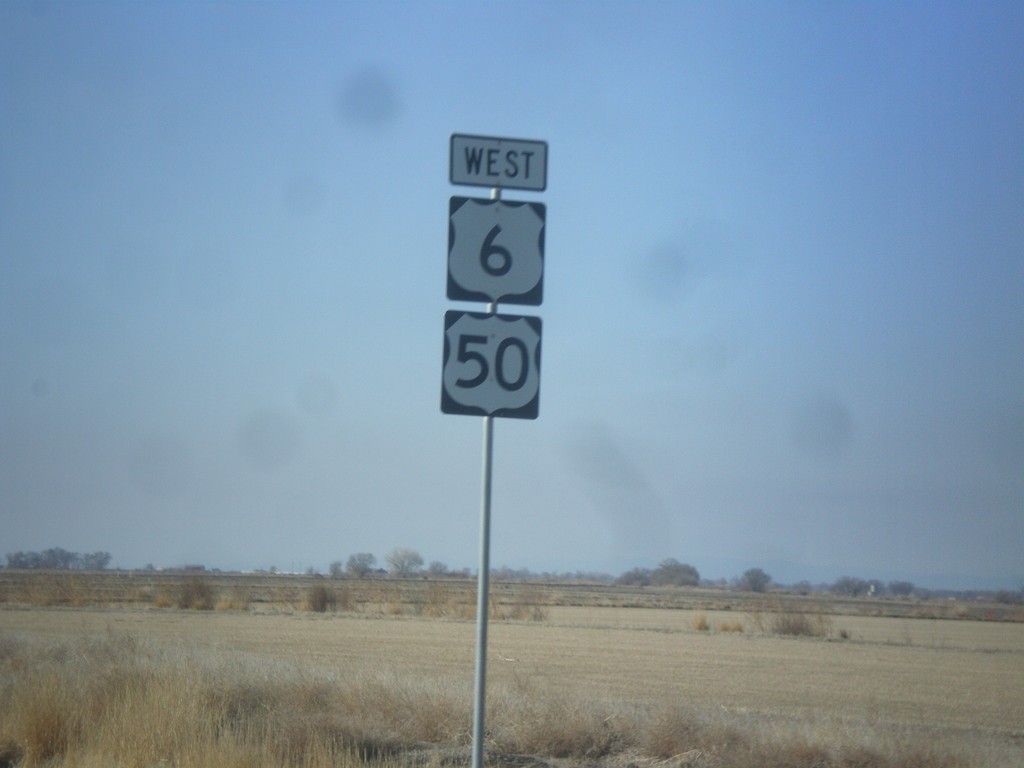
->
471;186;502;768
471;408;493;768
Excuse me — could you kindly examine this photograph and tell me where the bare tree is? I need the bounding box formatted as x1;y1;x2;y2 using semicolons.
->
385;548;423;577
888;580;915;596
832;576;870;596
738;567;772;593
617;567;652;586
650;558;700;586
7;548;108;570
81;551;112;570
346;552;377;578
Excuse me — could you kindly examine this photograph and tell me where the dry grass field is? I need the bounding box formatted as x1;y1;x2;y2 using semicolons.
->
1;571;1022;768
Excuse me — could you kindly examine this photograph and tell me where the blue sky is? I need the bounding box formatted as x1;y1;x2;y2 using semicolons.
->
2;1;1021;589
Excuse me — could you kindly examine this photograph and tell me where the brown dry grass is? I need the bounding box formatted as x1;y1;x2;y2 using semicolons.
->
717;619;744;633
4;570;1022;623
0;633;380;768
1;628;1004;768
1;573;1023;768
2;604;1022;768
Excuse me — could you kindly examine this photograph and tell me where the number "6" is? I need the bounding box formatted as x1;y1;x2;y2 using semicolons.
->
480;225;512;277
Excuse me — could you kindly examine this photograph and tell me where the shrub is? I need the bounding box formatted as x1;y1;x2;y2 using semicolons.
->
770;611;833;638
692;613;710;631
748;604;834;639
177;578;215;610
305;585;337;612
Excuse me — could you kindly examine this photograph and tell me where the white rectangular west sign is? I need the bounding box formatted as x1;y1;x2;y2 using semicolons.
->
450;133;548;192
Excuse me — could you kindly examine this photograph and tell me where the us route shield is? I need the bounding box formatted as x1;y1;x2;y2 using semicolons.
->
440;310;542;419
447;197;545;305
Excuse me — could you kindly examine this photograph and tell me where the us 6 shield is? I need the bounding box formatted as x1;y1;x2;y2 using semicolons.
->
441;311;542;419
447;197;545;306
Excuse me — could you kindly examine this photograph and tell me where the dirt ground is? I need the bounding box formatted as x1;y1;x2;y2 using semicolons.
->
3;604;1022;738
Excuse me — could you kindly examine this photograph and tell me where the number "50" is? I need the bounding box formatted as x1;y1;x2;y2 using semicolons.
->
456;333;529;391
441;311;541;419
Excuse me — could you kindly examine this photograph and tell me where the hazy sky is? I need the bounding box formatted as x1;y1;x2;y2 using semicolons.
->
2;1;1021;589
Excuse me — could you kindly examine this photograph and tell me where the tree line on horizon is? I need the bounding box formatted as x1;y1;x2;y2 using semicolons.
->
5;547;111;571
5;545;1020;602
309;554;1020;603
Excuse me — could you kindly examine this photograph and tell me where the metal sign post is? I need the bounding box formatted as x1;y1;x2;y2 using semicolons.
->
441;135;548;768
473;307;495;768
471;186;501;768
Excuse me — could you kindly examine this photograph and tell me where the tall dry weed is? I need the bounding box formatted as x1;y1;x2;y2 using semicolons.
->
489;688;625;759
747;604;834;638
490;587;549;622
24;574;89;607
0;633;400;768
338;674;470;745
370;583;404;615
177;577;215;610
216;588;252;611
0;630;997;768
419;583;472;618
771;610;833;638
8;671;77;764
305;584;337;612
639;703;750;759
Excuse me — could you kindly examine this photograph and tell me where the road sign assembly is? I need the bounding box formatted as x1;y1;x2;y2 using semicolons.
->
442;134;547;418
441;132;549;768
